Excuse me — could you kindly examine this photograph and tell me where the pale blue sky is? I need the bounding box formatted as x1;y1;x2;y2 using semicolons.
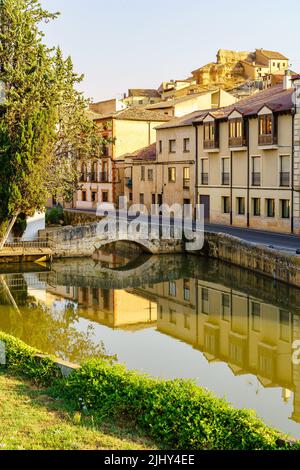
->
40;0;300;102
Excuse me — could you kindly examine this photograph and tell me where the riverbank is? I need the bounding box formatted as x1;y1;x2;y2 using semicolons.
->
0;331;299;450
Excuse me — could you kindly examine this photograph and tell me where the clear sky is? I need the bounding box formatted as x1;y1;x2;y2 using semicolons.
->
40;0;300;102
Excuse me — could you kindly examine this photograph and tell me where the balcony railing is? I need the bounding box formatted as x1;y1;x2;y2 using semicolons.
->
201;173;208;185
222;172;230;186
280;172;290;187
252;172;261;186
204;139;219;150
258;134;278;146
229;136;247;148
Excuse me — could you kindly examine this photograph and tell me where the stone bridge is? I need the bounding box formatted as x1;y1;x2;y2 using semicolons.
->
42;219;203;257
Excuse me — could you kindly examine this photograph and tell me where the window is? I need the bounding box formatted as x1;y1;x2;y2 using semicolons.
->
184;279;190;301
168;167;176;182
222;196;230;214
280;156;290;187
221;293;231;322
159;140;162;153
139;193;144;205
170;309;176;325
183;138;190;152
237;197;245;215
138;99;143;105
280;199;290;219
169;281;176;297
273;62;276;67
148;169;153;181
266;199;275;217
169;139;176;153
252;198;261;216
159;306;163;320
184;314;191;330
204;122;215;141
183;167;190;182
82;191;87;202
102;191;108;202
222;158;230;185
141;166;145;181
229;118;243;138
280;310;290;342
152;194;156;205
201;288;209;314
201;159;208;185
251;301;261;332
91;191;97;202
259;114;273;135
129;192;133;201
252;156;261;186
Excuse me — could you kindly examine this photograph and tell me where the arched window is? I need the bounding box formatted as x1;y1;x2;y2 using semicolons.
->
81;163;87;182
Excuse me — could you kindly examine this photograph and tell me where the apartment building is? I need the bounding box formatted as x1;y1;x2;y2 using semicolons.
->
152;74;300;234
75;108;171;210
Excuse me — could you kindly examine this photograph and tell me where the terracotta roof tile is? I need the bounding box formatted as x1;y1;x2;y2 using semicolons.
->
91;107;172;122
257;49;288;60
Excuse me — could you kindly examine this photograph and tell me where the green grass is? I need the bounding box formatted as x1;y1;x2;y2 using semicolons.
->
0;371;156;450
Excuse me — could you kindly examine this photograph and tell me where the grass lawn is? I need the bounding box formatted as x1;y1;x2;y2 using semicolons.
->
0;371;156;450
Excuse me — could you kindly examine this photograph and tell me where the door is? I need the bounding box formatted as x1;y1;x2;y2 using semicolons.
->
200;195;210;223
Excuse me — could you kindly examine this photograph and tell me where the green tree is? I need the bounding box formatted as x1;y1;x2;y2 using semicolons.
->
0;0;103;245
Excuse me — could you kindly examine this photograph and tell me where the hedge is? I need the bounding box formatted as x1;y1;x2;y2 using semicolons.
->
0;332;299;450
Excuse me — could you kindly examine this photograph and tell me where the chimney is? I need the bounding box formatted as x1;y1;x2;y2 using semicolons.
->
283;69;292;90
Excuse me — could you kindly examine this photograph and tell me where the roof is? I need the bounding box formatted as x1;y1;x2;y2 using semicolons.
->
125;143;156;162
256;49;288;60
128;89;161;98
157;83;294;129
91;107;172;122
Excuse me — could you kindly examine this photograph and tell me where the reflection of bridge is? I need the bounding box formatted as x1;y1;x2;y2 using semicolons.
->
49;255;300;315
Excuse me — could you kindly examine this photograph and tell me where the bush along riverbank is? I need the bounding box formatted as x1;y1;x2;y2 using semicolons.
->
0;331;299;451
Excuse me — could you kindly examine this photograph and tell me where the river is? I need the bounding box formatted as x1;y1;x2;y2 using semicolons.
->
0;249;300;439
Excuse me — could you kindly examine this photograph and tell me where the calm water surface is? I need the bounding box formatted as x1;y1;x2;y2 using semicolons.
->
1;250;300;438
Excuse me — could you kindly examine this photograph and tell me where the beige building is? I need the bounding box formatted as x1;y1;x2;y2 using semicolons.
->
122;88;161;107
150;75;300;234
75;108;171;210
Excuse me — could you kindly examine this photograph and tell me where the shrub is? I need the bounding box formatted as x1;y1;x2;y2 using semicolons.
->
46;205;64;226
58;359;295;450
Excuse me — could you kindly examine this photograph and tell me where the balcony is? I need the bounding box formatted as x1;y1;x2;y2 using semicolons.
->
280;172;290;187
252;172;261;186
91;172;98;182
229;136;247;150
258;134;278;148
183;178;190;189
201;173;208;185
203;139;219;152
80;172;88;182
99;172;109;183
222;172;230;186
